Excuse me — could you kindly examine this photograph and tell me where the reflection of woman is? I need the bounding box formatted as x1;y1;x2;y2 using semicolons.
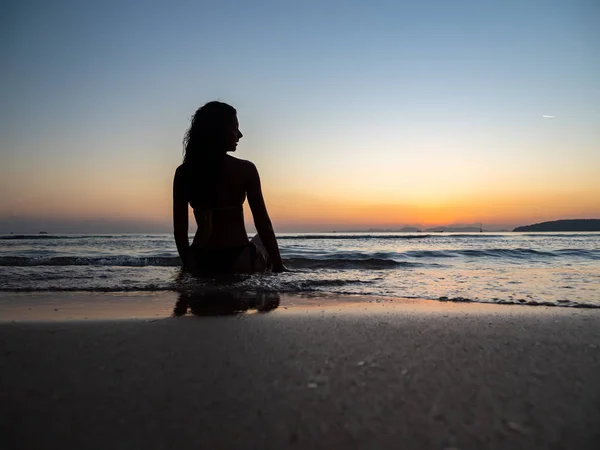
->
173;291;280;316
173;101;286;273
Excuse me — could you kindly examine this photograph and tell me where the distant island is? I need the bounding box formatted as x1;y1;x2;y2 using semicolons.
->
513;219;600;232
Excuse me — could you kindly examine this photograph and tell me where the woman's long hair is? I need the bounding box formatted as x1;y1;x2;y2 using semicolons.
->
182;101;237;207
183;101;237;164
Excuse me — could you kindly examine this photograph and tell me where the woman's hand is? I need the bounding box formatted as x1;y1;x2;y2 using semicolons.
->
272;263;290;273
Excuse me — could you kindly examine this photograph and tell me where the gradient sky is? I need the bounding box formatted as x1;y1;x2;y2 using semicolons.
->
1;0;599;232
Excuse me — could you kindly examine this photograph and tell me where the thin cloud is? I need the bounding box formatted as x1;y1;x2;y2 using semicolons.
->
542;115;555;118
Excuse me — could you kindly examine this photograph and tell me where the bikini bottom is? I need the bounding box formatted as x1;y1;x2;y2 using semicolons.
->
188;243;257;274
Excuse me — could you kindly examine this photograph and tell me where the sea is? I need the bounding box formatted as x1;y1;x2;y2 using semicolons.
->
1;232;599;308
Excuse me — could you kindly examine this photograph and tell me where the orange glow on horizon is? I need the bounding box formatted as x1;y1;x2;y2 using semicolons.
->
256;187;600;230
2;168;598;231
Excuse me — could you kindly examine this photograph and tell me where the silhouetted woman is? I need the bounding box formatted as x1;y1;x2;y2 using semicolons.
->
173;101;286;273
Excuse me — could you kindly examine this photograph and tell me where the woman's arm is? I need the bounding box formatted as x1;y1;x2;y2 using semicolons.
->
246;162;286;272
173;165;190;267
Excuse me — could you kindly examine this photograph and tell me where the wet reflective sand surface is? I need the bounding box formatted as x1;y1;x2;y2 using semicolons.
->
1;291;600;449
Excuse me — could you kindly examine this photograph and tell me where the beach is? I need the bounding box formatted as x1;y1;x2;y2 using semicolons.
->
2;292;600;449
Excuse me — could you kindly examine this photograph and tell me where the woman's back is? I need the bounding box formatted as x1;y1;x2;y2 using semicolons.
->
178;155;252;248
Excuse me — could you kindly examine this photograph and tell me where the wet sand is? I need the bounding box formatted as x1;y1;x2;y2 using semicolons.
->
1;292;600;449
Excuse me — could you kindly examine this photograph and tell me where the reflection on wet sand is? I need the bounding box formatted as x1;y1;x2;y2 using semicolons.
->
173;291;280;317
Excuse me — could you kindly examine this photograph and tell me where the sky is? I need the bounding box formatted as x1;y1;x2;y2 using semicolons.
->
1;0;599;233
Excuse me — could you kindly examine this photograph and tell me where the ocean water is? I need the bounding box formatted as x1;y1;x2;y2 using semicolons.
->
0;232;599;308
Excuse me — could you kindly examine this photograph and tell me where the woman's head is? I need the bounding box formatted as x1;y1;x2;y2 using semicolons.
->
183;101;243;164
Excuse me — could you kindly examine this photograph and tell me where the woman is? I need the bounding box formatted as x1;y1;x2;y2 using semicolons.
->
173;101;286;273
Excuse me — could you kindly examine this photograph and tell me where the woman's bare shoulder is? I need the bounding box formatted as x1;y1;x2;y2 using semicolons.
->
174;163;187;179
226;155;257;172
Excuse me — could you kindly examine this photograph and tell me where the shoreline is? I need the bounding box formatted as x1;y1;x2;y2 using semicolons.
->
1;290;600;323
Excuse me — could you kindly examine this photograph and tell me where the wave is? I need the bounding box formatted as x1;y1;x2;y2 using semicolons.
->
288;248;599;262
1;246;598;267
0;255;422;269
0;286;178;292
0;234;137;240
555;249;600;258
436;296;600;309
284;257;420;270
0;256;182;267
405;248;600;259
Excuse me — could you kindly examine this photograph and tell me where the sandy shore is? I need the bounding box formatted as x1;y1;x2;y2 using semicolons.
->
1;292;600;449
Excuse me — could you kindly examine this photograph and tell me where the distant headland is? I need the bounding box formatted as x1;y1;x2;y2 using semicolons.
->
513;219;600;232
